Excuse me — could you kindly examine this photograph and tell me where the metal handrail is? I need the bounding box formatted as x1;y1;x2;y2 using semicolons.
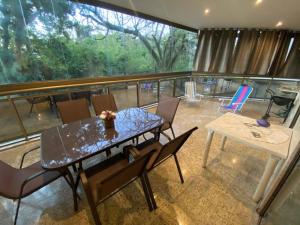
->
0;71;191;97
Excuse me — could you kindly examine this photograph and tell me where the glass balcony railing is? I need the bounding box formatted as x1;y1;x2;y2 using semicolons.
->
0;72;299;147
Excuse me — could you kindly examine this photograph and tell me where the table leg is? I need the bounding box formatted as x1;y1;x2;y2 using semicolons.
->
264;159;284;195
253;154;280;202
220;136;227;151
202;130;214;168
65;168;78;211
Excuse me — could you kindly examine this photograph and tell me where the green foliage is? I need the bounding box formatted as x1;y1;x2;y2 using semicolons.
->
0;0;197;85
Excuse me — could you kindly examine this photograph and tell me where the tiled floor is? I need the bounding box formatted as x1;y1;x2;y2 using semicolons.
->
0;98;284;225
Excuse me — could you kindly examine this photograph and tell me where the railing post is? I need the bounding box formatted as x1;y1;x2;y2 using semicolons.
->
157;80;160;102
173;79;176;97
136;82;140;107
8;97;28;141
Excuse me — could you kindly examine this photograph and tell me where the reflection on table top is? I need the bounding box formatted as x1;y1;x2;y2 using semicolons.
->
41;107;163;169
206;112;293;159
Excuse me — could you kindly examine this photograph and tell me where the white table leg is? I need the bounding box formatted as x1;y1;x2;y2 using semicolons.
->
264;159;284;195
220;136;227;151
202;130;214;168
253;154;280;202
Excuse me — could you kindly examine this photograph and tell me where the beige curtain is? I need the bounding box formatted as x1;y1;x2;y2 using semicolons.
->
194;29;217;72
278;33;300;78
268;31;292;76
228;30;259;74
195;29;237;73
247;31;290;75
209;30;236;73
194;28;297;77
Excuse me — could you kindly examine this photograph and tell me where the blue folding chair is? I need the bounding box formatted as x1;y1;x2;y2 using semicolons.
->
219;84;253;113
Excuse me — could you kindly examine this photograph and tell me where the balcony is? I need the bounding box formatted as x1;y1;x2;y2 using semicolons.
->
0;72;299;225
1;0;300;225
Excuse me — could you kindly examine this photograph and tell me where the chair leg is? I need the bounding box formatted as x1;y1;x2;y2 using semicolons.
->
80;173;102;225
143;134;148;141
88;203;102;225
140;176;154;211
161;131;172;141
29;103;34;115
143;173;157;210
105;149;111;157
170;126;176;139
14;198;22;225
174;154;184;184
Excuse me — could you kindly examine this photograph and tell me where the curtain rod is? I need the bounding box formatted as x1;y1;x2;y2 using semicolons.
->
198;28;299;33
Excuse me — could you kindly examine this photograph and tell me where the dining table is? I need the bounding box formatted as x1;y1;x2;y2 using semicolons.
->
40;107;164;209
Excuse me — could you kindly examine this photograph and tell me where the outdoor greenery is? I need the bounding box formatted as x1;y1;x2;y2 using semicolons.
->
0;0;197;84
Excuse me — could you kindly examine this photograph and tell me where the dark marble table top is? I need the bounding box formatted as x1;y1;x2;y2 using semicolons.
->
41;107;163;169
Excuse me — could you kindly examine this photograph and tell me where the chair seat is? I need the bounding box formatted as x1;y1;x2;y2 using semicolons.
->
134;139;163;170
272;96;294;106
0;161;63;199
84;154;130;202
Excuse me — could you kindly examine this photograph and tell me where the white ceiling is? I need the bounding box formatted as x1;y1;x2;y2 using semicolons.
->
98;0;300;30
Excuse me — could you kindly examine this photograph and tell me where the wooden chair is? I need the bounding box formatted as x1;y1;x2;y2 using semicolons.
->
0;146;77;225
92;94;118;116
80;149;156;225
126;127;198;184
57;98;91;124
57;98;93;166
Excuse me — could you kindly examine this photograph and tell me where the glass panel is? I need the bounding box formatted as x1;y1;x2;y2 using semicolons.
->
139;80;158;106
109;82;137;110
194;77;219;96
160;80;174;98
213;78;243;97
175;77;189;97
261;160;300;225
14;97;61;135
268;80;299;97
243;79;270;99
0;0;197;85
0;100;24;143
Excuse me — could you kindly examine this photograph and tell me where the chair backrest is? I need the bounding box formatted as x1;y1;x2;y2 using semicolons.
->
52;94;70;103
71;91;91;102
156;96;180;124
85;150;155;203
92;94;118;116
228;84;253;111
57;98;91;124
147;127;198;170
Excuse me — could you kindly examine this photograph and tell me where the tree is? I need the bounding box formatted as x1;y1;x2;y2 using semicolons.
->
0;0;196;84
78;4;190;72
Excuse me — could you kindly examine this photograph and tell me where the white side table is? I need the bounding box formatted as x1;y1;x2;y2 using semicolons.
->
202;113;294;202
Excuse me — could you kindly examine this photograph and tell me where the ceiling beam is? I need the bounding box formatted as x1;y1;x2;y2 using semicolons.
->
73;0;198;33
